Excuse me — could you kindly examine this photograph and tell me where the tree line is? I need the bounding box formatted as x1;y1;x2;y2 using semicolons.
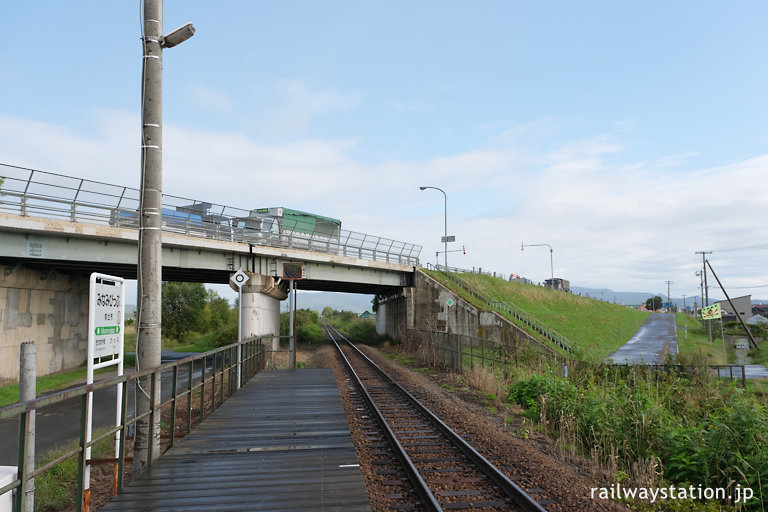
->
159;282;380;347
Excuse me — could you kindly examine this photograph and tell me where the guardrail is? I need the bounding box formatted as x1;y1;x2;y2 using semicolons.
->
0;337;267;512
430;269;574;353
0;163;422;266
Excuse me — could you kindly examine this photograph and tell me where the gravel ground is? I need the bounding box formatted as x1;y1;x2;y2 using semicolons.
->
315;344;629;512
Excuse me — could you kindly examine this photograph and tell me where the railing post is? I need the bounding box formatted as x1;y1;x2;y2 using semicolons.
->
76;393;89;512
148;373;157;469
169;365;178;449
186;361;193;435
71;179;84;222
19;341;36;512
116;378;129;495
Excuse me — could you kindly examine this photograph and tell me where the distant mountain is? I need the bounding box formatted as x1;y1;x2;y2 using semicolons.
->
571;287;767;308
571;287;654;306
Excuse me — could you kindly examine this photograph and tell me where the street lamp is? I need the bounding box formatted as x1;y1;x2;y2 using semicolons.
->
521;242;554;285
419;186;448;268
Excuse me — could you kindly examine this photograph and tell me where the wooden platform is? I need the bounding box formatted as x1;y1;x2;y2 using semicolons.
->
101;369;371;511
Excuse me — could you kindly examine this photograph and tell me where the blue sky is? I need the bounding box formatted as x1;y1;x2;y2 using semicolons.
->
1;1;767;302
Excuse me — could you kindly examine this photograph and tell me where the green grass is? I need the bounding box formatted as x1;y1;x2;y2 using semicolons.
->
427;271;649;361
674;313;729;365
0;368;93;407
34;427;116;511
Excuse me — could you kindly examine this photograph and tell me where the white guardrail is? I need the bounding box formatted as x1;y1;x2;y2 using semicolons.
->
0;164;422;266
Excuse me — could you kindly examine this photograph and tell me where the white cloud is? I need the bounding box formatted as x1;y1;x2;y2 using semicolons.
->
1;112;766;298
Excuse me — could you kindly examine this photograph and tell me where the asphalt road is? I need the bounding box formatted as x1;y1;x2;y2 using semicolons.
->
0;352;211;466
605;313;678;364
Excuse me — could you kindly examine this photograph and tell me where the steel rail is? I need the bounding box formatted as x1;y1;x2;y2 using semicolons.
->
328;326;549;512
327;327;442;511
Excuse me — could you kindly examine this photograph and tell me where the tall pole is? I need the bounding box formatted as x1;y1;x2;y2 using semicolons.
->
696;251;712;343
135;0;195;477
705;259;759;349
665;280;673;313
420;186;448;268
135;0;164;477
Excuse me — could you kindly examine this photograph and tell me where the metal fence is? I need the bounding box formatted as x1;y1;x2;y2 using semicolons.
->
0;337;267;512
427;269;574;353
0;164;422;266
408;329;749;389
407;329;514;372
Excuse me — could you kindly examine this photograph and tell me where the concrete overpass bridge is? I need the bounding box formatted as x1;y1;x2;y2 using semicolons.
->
0;164;421;379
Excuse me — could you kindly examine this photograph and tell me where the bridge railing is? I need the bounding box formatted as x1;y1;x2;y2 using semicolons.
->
0;337;268;512
0;164;422;266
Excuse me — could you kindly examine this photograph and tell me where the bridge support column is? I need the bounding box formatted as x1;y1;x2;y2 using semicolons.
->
231;272;287;352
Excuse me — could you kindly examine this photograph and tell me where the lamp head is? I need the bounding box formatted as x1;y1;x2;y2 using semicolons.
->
419;186;427;190
161;23;196;48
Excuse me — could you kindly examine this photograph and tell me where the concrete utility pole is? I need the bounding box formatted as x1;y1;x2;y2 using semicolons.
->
665;280;673;313
695;251;713;343
135;0;194;477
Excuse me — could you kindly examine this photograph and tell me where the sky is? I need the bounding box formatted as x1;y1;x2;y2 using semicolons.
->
1;1;767;303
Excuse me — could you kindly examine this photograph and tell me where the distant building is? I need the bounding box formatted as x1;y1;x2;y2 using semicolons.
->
359;311;375;319
715;295;751;322
544;278;570;293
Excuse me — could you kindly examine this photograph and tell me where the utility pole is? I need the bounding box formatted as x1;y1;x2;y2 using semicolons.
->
695;251;712;343
695;270;703;314
135;0;194;477
665;280;673;313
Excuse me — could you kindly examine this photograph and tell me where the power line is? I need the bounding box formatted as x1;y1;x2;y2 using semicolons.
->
712;244;768;253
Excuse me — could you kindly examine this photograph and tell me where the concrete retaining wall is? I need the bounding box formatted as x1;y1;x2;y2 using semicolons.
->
378;270;535;347
0;265;89;380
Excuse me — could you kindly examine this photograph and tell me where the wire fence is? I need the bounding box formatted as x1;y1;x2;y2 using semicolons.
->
406;329;749;388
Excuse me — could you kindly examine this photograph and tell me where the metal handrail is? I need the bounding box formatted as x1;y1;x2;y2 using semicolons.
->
432;270;574;353
0;163;422;266
0;337;268;512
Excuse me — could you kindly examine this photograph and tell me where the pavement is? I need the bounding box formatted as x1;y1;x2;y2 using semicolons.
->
606;313;768;380
606;313;678;365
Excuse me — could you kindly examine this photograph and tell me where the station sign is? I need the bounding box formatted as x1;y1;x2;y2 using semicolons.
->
89;273;125;362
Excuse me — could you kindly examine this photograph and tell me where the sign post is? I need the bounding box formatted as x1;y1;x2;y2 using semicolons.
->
86;273;125;511
230;269;249;389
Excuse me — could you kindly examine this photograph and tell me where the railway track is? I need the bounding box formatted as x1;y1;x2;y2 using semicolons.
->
327;327;549;512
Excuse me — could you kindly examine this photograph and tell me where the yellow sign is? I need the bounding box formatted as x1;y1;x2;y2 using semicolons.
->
701;303;722;320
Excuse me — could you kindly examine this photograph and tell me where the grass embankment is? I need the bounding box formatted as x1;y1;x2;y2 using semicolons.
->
407;271;768;509
426;270;649;361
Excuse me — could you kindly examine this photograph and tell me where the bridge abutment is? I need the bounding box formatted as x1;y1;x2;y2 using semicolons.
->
378;270;530;347
0;264;89;380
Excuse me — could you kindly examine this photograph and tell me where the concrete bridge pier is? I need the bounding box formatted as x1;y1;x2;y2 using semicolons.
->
231;272;288;352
